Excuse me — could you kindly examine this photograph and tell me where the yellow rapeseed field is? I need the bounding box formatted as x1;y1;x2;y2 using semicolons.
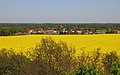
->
0;34;120;54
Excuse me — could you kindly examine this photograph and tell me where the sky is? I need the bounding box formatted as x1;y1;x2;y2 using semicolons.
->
0;0;120;23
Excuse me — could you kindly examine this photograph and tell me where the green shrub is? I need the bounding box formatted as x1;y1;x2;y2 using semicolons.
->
0;48;30;75
75;65;98;75
102;51;120;75
26;37;77;75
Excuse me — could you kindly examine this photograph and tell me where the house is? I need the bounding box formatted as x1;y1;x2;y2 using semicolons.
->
88;31;93;34
60;28;67;34
15;32;25;35
117;31;120;33
36;29;45;34
67;29;75;34
76;30;82;34
45;30;57;34
112;30;120;34
67;29;72;34
72;30;75;34
27;29;34;34
37;30;45;34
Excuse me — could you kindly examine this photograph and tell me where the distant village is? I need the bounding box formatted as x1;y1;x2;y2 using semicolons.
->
1;23;120;36
15;26;120;35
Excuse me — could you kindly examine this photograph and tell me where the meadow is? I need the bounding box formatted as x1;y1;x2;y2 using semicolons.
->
0;34;120;54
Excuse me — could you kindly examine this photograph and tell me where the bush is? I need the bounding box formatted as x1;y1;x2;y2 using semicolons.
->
26;37;77;75
75;49;100;75
102;51;120;75
0;48;29;75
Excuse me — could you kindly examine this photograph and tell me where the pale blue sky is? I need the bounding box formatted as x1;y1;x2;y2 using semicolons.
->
0;0;120;23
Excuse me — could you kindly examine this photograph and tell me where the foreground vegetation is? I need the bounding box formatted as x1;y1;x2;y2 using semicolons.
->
0;38;120;75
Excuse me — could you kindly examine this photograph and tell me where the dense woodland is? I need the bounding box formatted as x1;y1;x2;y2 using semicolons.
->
0;23;120;36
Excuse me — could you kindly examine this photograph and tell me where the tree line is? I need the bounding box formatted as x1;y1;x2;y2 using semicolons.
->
0;23;120;36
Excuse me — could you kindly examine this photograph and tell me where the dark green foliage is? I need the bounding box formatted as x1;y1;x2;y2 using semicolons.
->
75;49;100;75
102;51;120;75
111;61;120;75
76;65;98;75
74;50;120;75
0;27;17;36
0;23;120;36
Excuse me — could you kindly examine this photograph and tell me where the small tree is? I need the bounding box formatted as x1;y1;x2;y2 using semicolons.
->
27;37;77;75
